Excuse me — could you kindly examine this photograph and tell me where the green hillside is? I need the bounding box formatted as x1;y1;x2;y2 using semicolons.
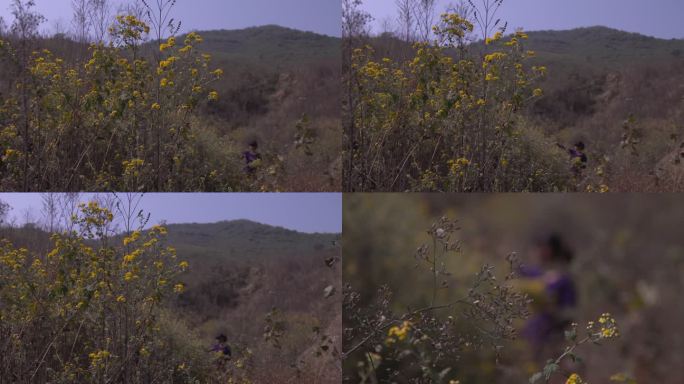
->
525;26;684;71
164;219;339;264
188;25;340;69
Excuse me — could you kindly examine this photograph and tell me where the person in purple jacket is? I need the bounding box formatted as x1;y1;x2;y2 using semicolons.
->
519;233;577;359
557;141;588;178
211;334;232;358
243;140;262;174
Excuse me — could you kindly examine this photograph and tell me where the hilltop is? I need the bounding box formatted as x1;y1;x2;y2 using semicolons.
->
164;219;338;263
525;26;684;70
188;25;340;69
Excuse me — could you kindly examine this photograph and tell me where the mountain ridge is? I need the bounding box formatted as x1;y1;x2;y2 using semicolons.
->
171;24;340;68
163;218;340;236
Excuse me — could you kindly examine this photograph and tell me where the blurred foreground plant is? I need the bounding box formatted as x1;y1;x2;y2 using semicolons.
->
343;216;531;383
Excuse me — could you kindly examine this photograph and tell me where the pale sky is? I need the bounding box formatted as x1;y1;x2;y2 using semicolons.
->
0;193;342;233
362;0;684;39
0;0;341;37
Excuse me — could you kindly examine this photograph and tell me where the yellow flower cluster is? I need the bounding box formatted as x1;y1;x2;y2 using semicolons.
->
89;350;111;366
159;36;176;52
159;56;178;70
448;157;471;175
433;13;474;39
123;249;142;264
485;73;499;81
3;148;18;160
386;321;411;344
485;31;504;45
111;15;150;43
484;52;507;64
532;66;548;76
123;158;145;177
123;230;141;246
150;225;168;235
185;32;204;45
598;313;619;338
566;373;585;384
587;312;619;339
0;244;27;271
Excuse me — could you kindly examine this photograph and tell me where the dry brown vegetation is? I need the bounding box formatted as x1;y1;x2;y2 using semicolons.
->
0;197;342;383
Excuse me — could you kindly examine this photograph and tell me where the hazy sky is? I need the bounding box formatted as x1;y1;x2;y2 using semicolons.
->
363;0;684;39
0;0;340;36
0;193;342;233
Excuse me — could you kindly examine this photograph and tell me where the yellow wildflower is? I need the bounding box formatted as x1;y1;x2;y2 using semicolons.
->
566;373;584;384
123;230;141;246
386;321;411;344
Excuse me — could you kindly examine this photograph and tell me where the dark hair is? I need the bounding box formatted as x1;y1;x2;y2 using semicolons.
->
536;233;573;263
248;140;258;149
574;141;585;150
216;334;227;343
